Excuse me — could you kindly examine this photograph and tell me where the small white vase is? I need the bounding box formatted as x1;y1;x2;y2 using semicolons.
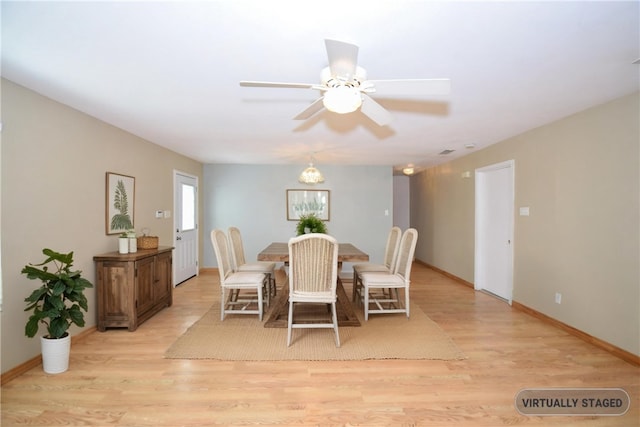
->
41;334;71;374
128;237;137;253
118;237;129;254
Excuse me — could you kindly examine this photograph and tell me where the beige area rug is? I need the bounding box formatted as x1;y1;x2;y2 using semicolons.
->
164;300;466;361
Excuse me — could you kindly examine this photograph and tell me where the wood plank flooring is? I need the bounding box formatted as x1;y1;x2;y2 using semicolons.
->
2;264;638;426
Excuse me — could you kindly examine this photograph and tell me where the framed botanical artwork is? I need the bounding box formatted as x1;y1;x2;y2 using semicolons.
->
106;172;135;235
286;189;330;221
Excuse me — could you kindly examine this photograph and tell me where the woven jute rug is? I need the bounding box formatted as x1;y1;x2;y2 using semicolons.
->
164;299;466;361
264;278;361;328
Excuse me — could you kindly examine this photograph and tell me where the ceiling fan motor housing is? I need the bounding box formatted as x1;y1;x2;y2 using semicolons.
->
320;66;367;89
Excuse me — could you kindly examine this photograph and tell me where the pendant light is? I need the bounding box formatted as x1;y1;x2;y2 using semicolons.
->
298;157;325;185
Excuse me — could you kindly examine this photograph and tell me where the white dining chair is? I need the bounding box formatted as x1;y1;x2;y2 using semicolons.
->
287;233;340;347
352;226;401;303
360;228;418;321
210;229;268;321
228;227;277;300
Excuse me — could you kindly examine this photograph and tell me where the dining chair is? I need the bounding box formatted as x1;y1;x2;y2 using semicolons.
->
287;233;340;347
360;228;418;321
352;226;402;303
210;229;268;321
228;226;277;299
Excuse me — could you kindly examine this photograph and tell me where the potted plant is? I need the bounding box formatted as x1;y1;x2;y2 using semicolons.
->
22;248;93;374
295;214;328;236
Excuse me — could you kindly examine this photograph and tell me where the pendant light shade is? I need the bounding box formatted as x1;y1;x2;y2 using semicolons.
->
298;162;325;185
402;167;415;176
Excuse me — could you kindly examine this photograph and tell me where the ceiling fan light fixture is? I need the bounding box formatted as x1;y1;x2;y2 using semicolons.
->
298;163;325;185
322;86;362;114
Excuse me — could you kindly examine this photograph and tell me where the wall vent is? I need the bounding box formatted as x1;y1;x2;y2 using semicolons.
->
439;149;455;155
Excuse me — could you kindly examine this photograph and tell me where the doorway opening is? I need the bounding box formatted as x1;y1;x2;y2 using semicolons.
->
474;160;514;304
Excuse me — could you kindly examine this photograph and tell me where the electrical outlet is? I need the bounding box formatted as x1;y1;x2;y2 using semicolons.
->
555;292;562;304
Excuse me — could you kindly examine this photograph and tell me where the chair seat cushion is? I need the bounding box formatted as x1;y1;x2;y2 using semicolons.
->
238;262;275;273
224;272;265;286
353;263;389;274
289;292;336;304
361;272;405;287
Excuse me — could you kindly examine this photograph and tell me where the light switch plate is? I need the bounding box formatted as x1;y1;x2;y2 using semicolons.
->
519;207;530;216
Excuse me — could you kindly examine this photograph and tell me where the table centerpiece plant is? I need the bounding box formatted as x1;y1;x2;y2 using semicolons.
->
295;214;328;236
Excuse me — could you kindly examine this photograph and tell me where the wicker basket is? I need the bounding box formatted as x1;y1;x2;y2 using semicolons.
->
137;235;159;249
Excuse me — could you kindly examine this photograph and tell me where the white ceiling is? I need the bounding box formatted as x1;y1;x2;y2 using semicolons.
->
2;1;638;173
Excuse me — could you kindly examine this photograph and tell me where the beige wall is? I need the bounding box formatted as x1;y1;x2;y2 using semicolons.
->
412;92;639;355
1;79;203;373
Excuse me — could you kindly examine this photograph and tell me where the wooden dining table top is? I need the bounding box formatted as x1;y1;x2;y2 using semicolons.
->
257;242;369;263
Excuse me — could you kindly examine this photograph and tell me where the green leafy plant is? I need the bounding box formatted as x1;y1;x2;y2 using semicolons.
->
22;249;94;339
295;214;328;236
110;179;133;231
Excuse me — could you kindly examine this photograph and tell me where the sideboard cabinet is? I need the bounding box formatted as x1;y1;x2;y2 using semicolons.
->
94;246;173;331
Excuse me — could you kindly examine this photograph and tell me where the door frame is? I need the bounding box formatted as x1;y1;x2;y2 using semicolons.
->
474;159;514;304
173;170;199;286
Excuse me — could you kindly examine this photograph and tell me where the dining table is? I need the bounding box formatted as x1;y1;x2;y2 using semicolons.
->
257;242;369;265
257;241;369;328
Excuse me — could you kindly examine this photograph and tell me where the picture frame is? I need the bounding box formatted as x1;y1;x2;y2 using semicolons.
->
286;189;330;221
106;172;135;235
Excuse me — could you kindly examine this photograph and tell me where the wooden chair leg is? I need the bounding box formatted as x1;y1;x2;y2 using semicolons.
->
405;288;410;318
364;287;369;321
220;288;226;321
287;301;294;346
352;271;358;302
258;286;263;321
331;301;340;347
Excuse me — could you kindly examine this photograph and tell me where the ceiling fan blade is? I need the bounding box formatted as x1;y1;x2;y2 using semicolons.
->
325;39;358;78
360;93;393;127
366;78;451;96
293;97;325;120
240;81;316;89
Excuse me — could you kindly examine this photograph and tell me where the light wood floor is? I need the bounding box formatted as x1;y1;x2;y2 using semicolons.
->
2;264;638;426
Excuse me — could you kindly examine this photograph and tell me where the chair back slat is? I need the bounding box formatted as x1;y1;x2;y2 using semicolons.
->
211;229;234;282
227;226;246;269
393;228;418;281
288;233;338;295
383;226;402;269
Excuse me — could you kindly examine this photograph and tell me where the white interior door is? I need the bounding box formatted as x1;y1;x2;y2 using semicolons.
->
475;160;514;303
174;171;198;286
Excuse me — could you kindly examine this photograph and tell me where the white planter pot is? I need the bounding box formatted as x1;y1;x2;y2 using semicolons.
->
118;237;129;254
40;334;71;374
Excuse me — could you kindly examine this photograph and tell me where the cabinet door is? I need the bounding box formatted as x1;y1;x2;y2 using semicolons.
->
136;256;156;315
97;261;132;329
154;251;172;305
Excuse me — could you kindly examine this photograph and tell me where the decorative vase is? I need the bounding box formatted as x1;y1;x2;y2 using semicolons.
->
118;237;129;254
128;237;137;253
40;334;71;374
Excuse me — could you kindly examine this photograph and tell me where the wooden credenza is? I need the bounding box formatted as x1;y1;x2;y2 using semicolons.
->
94;246;173;332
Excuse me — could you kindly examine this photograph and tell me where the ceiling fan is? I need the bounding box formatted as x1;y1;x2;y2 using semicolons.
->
240;39;451;127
